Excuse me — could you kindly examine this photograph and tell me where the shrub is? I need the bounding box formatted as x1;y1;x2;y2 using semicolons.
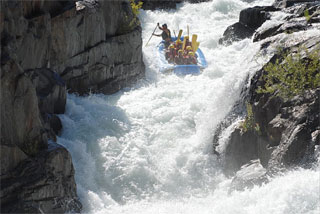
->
240;103;261;134
304;9;311;22
257;46;320;99
130;0;143;17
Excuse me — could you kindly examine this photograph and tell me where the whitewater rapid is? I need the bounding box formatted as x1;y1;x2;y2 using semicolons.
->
57;0;320;213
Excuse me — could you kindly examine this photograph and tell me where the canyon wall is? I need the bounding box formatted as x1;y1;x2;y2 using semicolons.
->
1;0;145;213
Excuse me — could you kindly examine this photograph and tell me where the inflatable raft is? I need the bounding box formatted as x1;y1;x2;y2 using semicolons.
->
158;37;208;75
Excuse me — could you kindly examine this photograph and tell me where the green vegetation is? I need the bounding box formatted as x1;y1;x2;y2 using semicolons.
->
128;0;143;30
240;103;261;134
257;46;320;99
304;9;311;22
130;0;143;17
119;0;143;34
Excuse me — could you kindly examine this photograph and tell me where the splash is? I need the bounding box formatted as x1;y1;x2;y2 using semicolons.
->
57;0;320;213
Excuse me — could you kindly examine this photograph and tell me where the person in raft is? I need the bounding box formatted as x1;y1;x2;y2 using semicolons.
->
153;23;172;48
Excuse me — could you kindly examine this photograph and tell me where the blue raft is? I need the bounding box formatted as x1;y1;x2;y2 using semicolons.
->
158;37;208;75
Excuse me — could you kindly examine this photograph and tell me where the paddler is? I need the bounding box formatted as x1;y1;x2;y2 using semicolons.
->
175;39;183;50
168;44;176;63
153;23;172;48
183;36;192;49
188;52;197;65
175;49;184;65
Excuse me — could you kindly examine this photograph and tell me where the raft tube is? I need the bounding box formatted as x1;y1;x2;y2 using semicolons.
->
158;37;208;75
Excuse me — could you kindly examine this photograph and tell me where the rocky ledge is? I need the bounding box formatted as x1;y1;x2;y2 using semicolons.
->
214;0;320;190
1;0;145;213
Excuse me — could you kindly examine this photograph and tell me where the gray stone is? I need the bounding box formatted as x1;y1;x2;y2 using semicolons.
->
1;0;146;212
230;159;268;192
0;60;48;157
1;144;82;213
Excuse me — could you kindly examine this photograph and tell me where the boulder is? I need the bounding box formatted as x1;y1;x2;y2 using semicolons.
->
273;0;318;8
253;2;320;42
218;35;320;176
230;159;268;192
239;6;278;29
0;144;82;213
0;60;48;157
219;6;279;45
224;128;258;175
219;22;255;45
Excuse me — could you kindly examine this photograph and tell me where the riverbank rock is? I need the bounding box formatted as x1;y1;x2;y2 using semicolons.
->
214;1;320;189
273;0;318;8
1;0;145;212
1;144;81;213
230;160;268;192
253;3;320;42
219;6;279;45
216;37;320;178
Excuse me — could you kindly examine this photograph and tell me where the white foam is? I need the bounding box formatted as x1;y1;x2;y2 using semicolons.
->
57;0;320;213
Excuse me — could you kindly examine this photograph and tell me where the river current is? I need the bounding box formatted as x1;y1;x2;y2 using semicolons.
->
57;0;320;213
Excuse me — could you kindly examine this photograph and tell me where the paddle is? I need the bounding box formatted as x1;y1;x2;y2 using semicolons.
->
177;30;183;41
187;25;189;37
145;24;158;47
173;30;177;37
192;34;198;51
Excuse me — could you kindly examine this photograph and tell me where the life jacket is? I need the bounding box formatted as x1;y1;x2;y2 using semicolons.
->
190;57;197;65
162;30;171;41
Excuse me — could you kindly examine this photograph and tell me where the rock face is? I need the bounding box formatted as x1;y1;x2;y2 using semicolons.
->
253;3;320;42
1;144;81;213
230;160;267;191
214;0;320;190
1;0;145;212
219;6;279;45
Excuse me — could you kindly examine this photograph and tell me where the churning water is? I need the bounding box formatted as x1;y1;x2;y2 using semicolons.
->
57;0;320;213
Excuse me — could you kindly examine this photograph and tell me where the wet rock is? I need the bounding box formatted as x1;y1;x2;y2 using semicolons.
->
273;0;318;8
0;60;48;157
49;0;145;95
239;6;278;29
49;115;63;136
230;159;268;191
267;89;320;171
224;128;259;175
218;32;320;176
219;6;279;45
28;68;67;115
253;4;320;43
219;22;255;45
253;23;283;42
1;0;146;212
1;144;82;213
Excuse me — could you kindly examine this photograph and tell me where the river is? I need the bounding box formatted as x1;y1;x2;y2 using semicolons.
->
57;0;320;213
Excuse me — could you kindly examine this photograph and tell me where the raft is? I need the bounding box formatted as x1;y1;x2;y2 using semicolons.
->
158;37;208;75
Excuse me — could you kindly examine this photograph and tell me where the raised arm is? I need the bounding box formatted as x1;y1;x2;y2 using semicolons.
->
157;23;163;31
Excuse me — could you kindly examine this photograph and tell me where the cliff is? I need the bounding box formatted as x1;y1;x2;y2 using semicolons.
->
215;0;320;190
1;0;145;213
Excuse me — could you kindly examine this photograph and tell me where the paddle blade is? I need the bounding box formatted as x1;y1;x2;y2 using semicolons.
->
182;37;187;50
178;30;183;40
193;42;200;52
192;34;198;50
